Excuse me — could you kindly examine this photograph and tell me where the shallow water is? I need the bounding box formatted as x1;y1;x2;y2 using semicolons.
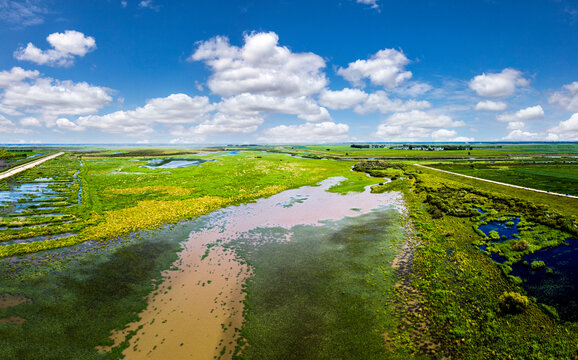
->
511;239;578;321
143;158;214;169
478;218;520;242
113;177;403;359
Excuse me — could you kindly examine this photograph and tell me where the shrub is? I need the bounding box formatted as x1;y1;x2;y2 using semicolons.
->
506;221;515;226
489;231;501;241
531;260;546;271
511;240;529;251
499;291;530;314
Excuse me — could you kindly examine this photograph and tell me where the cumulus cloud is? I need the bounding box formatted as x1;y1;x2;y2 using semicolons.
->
375;110;465;141
475;100;507;111
549;81;578;111
469;68;529;98
1;75;112;117
547;113;578;140
0;66;38;88
506;121;525;130
219;94;331;122
502;129;539;140
0;0;47;27
14;30;96;67
0;114;31;134
318;88;368;110
76;93;214;135
257;122;349;144
19;116;41;127
56;118;84;131
356;0;379;9
191;32;327;97
353;90;431;114
337;49;412;89
496;105;544;122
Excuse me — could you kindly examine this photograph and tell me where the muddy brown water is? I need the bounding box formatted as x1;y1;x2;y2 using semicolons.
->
108;177;403;359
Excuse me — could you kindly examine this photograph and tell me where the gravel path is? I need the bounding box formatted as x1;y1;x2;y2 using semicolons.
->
414;163;578;199
0;152;65;181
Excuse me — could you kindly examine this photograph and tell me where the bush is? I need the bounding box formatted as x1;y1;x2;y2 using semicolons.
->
531;260;546;270
499;291;530;314
489;230;501;240
511;240;529;251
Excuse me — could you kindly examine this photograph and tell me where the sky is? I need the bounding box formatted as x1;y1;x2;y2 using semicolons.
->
0;0;577;144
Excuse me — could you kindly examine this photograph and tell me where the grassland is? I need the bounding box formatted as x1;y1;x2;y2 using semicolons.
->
365;161;578;359
431;163;578;196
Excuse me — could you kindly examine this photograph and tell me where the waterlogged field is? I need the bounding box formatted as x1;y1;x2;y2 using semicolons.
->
1;146;578;359
432;163;578;196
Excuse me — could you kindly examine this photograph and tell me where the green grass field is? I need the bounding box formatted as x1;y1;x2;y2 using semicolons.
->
432;163;578;196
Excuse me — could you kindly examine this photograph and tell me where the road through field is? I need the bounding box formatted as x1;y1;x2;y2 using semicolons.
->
0;152;65;181
414;163;578;199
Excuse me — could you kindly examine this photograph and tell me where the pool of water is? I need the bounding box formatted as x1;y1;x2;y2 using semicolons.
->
511;239;578;321
0;182;57;214
143;158;214;169
478;218;520;241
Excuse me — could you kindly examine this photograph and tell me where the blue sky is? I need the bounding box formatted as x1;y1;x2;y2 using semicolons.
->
0;0;577;144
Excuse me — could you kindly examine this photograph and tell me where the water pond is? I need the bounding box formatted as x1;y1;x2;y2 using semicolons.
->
511;238;578;321
478;218;520;242
143;158;214;169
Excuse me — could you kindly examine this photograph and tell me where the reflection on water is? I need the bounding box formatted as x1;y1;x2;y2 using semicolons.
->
113;177;404;360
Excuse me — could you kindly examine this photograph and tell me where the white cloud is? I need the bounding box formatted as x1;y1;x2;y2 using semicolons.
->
375;110;465;141
219;93;331;122
356;0;379;9
496;105;544;122
191;32;327;97
0;0;47;27
547;113;578;140
0;66;39;88
76;93;214;135
506;121;525;130
139;0;159;10
353;90;431;114
549;81;578;111
257;122;349;144
121;1;128;8
19;116;41;126
0;114;31;134
502;129;538;140
14;30;96;67
337;48;412;88
431;129;456;141
318;88;369;110
475;100;507;111
171;112;264;138
1;76;112;117
469;68;529;98
56;118;84;131
383;110;463;128
392;81;433;97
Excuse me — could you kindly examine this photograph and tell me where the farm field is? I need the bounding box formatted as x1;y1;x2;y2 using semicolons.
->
0;145;577;359
430;163;578;196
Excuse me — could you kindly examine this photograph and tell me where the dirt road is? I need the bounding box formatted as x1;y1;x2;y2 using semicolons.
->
414;163;578;199
0;152;65;181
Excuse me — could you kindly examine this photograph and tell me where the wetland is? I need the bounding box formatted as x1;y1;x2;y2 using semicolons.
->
0;144;577;359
